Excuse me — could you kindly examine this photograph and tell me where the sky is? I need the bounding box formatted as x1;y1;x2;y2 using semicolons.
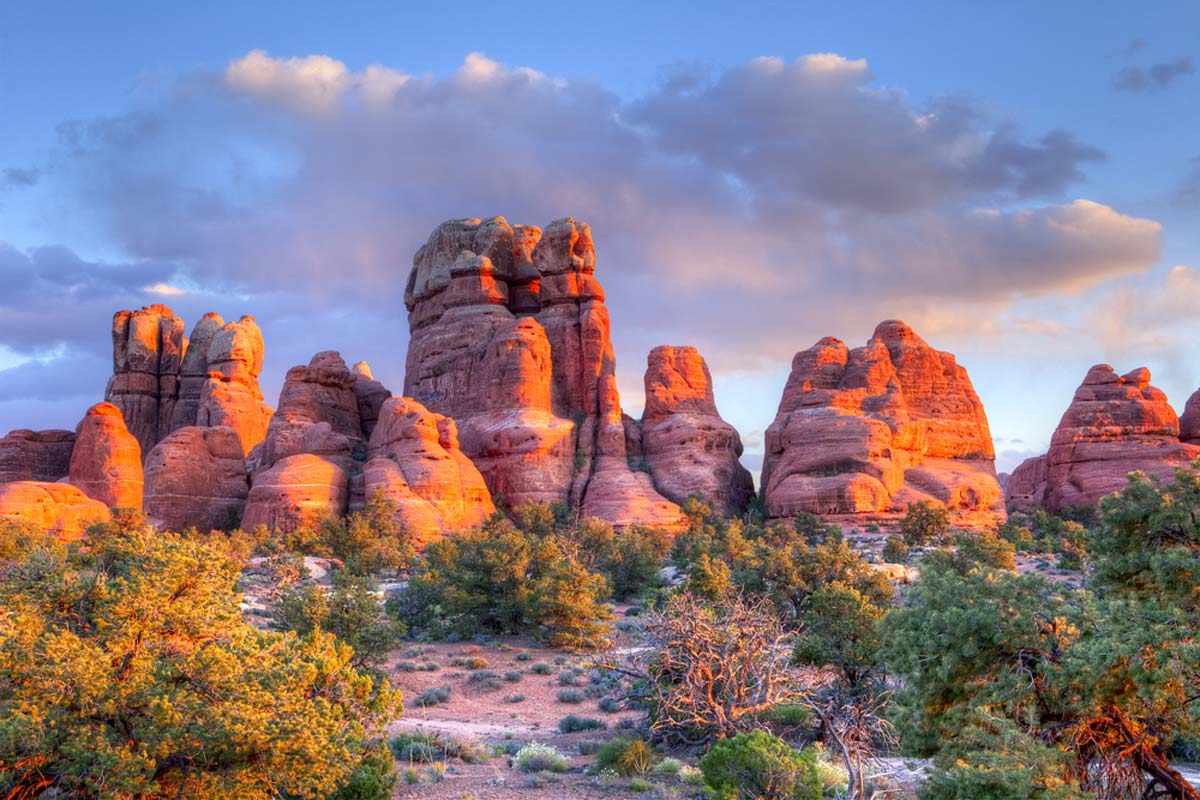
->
1;0;1198;476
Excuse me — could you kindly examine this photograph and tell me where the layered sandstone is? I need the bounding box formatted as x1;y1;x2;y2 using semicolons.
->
196;316;273;454
170;312;225;431
1005;366;1200;512
143;426;250;532
0;429;75;484
762;321;1003;523
404;216;682;528
69;402;143;511
365;397;495;544
0;482;111;540
105;304;185;453
1180;387;1200;445
241;453;348;533
638;346;754;516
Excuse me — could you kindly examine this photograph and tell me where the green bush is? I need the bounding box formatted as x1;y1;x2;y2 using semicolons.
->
271;572;406;670
531;662;553;675
557;688;586;704
900;500;951;546
413;686;451;707
330;742;396;800
594;737;658;777
699;731;822;800
513;742;570;773
559;714;607;733
881;534;910;563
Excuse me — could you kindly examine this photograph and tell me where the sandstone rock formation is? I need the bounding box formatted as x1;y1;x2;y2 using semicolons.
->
170;312;225;431
0;429;75;484
1180;387;1200;445
195;316;273;454
353;361;392;439
143;426;250;532
69;402;143;510
106;304;185;453
0;482;111;540
638;345;755;516
404;216;683;529
1005;366;1200;512
364;397;495;544
762;321;1003;523
241;453;348;533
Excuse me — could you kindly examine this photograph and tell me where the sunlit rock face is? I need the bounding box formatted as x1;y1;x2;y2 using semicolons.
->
69;402;144;511
0;429;75;484
143;426;250;533
241;453;348;534
106;304;186;454
762;321;1004;525
638;345;755;516
194;316;274;456
1005;366;1200;512
0;481;111;541
404;216;683;529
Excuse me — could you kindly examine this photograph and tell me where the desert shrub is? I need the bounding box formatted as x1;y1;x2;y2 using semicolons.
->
466;669;501;689
684;552;733;600
503;693;526;703
881;534;909;563
699;731;822;800
450;655;489;669
629;776;653;792
513;742;571;773
503;670;524;682
531;661;553;675
598;696;622;713
329;742;396;800
764;703;813;728
558;667;583;685
389;732;443;763
515;651;533;661
271;572;406;670
557;688;586;704
791;581;886;690
413;686;451;707
593;737;658;777
290;489;417;574
559;714;607;733
900;500;951;546
653;757;683;775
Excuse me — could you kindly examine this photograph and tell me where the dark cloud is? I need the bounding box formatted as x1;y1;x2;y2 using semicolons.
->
1111;56;1194;93
1;167;41;189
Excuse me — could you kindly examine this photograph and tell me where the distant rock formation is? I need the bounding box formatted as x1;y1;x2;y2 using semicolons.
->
68;402;144;511
364;397;496;545
0;429;75;484
404;216;683;529
1180;387;1200;445
143;426;250;532
106;304;186;453
762;321;1003;523
0;482;111;540
195;316;273;454
637;345;755;516
1006;366;1200;512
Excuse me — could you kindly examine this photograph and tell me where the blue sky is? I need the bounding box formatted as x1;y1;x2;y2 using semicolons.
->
1;0;1197;474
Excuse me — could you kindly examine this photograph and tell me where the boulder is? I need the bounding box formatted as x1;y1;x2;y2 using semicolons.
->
364;397;496;545
762;321;1003;525
0;482;111;540
639;345;755;516
404;216;681;528
241;453;348;533
1007;366;1200;512
105;304;186;453
0;429;75;484
69;402;143;511
143;426;250;532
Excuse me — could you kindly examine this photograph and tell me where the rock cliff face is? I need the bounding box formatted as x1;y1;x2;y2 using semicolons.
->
1005;366;1200;512
364;397;496;545
1180;388;1200;446
195;316;273;454
68;402;144;511
0;482;111;540
404;216;683;529
762;321;1003;523
241;453;348;533
0;429;75;484
106;304;186;454
638;346;755;516
143;426;250;532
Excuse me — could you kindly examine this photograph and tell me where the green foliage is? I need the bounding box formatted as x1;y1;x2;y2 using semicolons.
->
288;488;418;574
685;551;733;600
881;534;910;563
329;741;397;800
390;516;612;647
792;581;885;689
699;730;823;800
998;508;1088;565
594;737;658;776
559;714;607;733
0;523;401;800
513;742;570;772
413;686;451;707
271;571;406;669
900;500;951;546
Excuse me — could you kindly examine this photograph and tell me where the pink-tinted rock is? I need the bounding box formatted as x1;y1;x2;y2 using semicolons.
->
105;304;186;453
196;316;273;454
170;312;225;431
143;426;250;532
0;481;111;540
364;397;496;545
352;361;392;439
257;351;363;470
0;429;75;484
639;346;755;516
241;453;348;533
404;216;681;528
1180;387;1200;445
1017;366;1200;511
1005;454;1048;512
69;402;144;511
762;322;1003;524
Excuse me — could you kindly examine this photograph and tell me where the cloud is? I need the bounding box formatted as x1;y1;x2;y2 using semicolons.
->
1;167;41;189
1177;156;1200;208
1111;56;1194;93
0;49;1169;439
